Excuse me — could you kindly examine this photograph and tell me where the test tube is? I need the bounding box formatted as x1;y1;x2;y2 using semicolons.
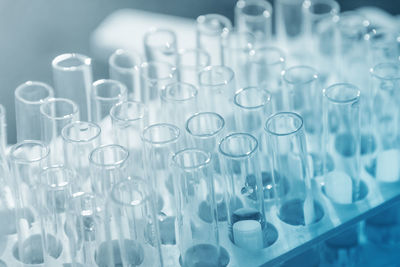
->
15;81;54;142
0;104;7;153
109;49;142;101
282;65;325;175
322;83;362;204
143;28;178;65
302;0;340;84
172;148;228;267
40;98;80;165
8;140;49;265
110;178;163;266
62;121;101;193
196;14;232;65
265;112;320;226
110;101;148;177
235;0;273;44
366;28;400;67
218;133;267;249
52;53;93;121
177;48;210;86
198;65;236;130
234;87;276;200
142;123;181;266
37;166;76;265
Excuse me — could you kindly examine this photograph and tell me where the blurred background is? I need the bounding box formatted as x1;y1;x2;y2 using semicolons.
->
0;0;399;144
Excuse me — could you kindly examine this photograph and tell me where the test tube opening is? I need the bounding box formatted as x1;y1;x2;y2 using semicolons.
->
52;53;91;71
15;81;53;105
61;121;101;143
198;66;235;88
89;144;129;168
142;123;180;145
186;112;225;138
161;82;198;102
282;66;319;85
197;14;232;36
234;87;271;110
109;49;141;71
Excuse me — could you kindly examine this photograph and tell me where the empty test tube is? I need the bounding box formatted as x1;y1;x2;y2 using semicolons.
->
109;49;142;101
52;53;93;121
144;28;178;65
15;81;54;142
177;48;210;86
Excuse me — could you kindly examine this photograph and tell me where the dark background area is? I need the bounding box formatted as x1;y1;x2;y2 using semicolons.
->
0;0;399;143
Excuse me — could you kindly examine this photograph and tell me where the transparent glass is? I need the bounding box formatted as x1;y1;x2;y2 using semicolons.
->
265;112;320;226
198;65;236;130
172;148;227;267
15;81;54;142
40;98;80;165
235;0;273;44
37;166;77;265
52;53;93;121
8;140;49;265
144;28;178;65
89;144;129;198
177;48;210;86
219;133;267;249
366;27;400;67
109;49;142;101
110;101;148;177
110;178;163;266
322;83;362;204
196;14;232;65
142;123;180;265
302;0;340;84
0;104;7;153
62;121;101;193
282;66;325;175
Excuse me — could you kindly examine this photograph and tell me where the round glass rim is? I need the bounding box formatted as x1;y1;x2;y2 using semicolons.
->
234;86;272;110
108;48;142;73
39;165;75;191
143;27;177;49
61;121;101;143
52;53;91;72
323;83;360;104
172;148;212;171
110;101;147;123
282;65;319;85
264;111;304;137
40;97;79;121
91;79;127;102
89;144;129;168
198;65;235;87
236;0;273;20
139;61;177;82
185;112;225;138
251;45;285;66
303;0;340;16
161;82;198;103
15;81;54;105
111;177;150;208
370;62;400;81
218;132;258;159
337;11;370;29
141;123;180;145
9;140;50;163
196;13;232;36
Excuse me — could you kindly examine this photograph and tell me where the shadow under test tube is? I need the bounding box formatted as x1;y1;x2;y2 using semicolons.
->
196;14;232;66
235;0;273;44
40;98;80;165
177;48;210;86
52;53;93;121
172;148;229;267
62;121;101;193
9;140;49;266
15;81;54;142
109;49;142;102
144;28;178;65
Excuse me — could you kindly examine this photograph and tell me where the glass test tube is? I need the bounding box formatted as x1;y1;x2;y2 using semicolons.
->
37;166;77;265
196;14;232;65
322;83;362;204
234;87;276;200
110;101;148;177
40;98;80;165
282;65;326;175
9;140;49;265
366;27;400;67
144;28;178;65
235;0;273;44
109;49;142;101
62;121;101;193
302;0;340;84
198;65;236;130
265;112;320;226
52;53;93;121
142;123;180;266
110;178;163;267
172;148;228;267
218;133;267;250
177;48;210;86
15;81;54;142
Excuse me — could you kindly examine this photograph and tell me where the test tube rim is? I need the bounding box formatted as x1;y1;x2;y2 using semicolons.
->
282;65;319;86
52;53;92;72
39;165;74;191
198;65;235;88
218;132;258;159
89;144;129;168
161;82;198;103
141;123;180;145
91;79;128;102
172;147;212;171
185;111;225;138
110;100;147;123
110;177;150;208
323;82;360;104
15;81;54;105
234;86;272;110
40;97;79;121
337;11;370;33
251;45;286;66
9;140;50;163
302;0;340;17
177;48;211;70
61;121;101;143
196;13;232;36
108;48;142;73
370;62;400;81
143;27;177;50
264;111;304;137
139;61;177;82
235;0;273;21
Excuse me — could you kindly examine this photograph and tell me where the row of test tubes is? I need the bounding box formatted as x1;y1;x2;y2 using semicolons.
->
0;0;400;266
